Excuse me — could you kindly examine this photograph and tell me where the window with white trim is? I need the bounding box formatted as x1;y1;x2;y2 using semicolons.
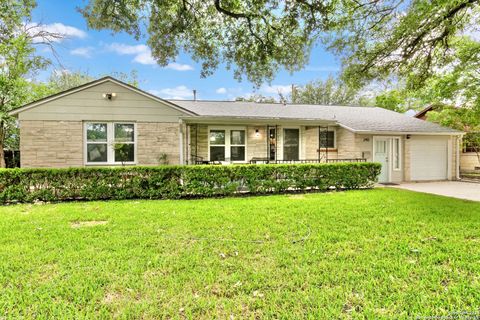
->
85;122;136;164
209;127;246;162
393;137;401;170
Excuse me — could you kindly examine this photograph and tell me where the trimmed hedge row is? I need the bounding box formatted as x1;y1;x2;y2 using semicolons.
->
0;163;381;203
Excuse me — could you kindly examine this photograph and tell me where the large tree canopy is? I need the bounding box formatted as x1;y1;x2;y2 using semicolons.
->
80;0;480;86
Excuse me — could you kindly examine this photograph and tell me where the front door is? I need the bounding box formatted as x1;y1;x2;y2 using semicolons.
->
283;129;300;161
374;138;390;183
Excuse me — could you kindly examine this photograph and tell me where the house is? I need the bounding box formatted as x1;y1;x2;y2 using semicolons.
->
9;77;463;183
415;105;479;172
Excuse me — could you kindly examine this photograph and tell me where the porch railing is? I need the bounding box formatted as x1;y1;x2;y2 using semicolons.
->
190;155;366;165
249;158;367;164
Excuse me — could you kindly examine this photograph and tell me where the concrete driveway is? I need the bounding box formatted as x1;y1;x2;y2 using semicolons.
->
393;181;480;202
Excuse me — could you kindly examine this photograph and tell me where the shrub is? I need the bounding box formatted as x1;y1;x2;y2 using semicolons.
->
0;163;381;203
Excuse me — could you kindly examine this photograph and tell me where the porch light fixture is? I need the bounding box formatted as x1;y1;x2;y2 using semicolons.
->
363;137;370;142
102;92;117;100
406;134;411;139
255;129;260;138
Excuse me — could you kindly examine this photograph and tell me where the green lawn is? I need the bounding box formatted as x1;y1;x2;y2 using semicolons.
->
1;189;479;319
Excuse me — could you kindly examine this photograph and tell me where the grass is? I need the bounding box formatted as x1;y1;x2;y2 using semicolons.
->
1;188;479;319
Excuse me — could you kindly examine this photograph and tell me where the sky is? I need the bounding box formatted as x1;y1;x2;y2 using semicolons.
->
31;0;341;100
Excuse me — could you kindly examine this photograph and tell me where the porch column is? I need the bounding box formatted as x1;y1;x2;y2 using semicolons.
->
178;119;184;165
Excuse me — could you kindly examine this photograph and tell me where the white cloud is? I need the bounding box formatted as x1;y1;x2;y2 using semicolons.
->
26;22;87;42
261;84;292;95
166;62;194;71
133;51;156;65
105;42;193;70
216;87;227;94
70;46;94;58
105;43;148;55
149;86;194;100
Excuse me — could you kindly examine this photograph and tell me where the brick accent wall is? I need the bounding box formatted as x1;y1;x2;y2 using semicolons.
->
136;122;181;165
20;120;83;168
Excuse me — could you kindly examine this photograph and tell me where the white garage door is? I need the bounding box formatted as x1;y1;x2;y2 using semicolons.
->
410;137;448;180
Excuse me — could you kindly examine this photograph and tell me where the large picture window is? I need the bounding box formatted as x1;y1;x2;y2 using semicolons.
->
209;127;246;162
85;122;136;165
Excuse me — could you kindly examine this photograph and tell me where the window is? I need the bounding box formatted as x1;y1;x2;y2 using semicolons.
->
209;130;226;161
85;122;136;165
86;123;108;163
230;130;245;161
283;128;300;161
268;127;276;160
319;130;335;149
209;127;246;162
393;137;401;170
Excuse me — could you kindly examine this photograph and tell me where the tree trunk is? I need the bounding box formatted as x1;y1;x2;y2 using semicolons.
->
0;121;6;168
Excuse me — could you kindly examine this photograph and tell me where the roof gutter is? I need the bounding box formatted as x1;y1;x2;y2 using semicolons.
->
338;123;465;136
179;115;338;125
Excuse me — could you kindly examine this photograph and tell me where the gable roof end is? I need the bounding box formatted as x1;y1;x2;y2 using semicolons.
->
8;76;197;117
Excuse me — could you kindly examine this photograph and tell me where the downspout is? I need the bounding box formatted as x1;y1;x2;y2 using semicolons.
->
179;119;184;165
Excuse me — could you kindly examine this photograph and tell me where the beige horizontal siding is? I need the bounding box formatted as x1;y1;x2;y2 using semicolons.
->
18;81;187;122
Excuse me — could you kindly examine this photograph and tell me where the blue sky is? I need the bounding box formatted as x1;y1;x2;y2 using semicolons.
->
32;0;340;100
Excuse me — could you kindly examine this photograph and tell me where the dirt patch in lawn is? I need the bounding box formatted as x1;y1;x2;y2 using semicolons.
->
71;220;108;228
287;194;306;199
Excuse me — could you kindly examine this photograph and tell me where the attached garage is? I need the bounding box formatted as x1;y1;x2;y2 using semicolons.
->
410;136;449;181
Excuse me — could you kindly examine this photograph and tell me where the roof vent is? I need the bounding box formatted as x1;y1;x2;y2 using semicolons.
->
193;89;197;101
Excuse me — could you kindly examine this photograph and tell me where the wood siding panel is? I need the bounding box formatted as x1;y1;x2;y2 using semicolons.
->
18;81;187;122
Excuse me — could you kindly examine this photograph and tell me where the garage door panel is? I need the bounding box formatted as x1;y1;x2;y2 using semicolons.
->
410;137;448;181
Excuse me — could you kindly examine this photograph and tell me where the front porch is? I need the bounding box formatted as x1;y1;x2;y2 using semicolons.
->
183;122;368;165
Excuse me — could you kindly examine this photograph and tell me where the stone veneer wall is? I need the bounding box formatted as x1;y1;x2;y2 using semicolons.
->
20;120;181;167
20;120;83;168
136;122;181;165
460;153;480;172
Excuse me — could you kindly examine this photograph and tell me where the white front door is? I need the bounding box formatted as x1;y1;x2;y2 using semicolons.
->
374;138;390;183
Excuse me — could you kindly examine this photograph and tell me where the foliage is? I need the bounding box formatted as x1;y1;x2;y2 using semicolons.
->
157;153;169;165
292;76;368;106
0;163;381;203
427;106;480;163
334;1;480;90
80;0;480;87
235;94;277;103
0;0;54;164
28;69;140;101
1;189;480;317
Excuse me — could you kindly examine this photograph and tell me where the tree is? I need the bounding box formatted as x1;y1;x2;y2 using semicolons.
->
80;0;480;87
3;70;140;153
291;76;363;105
0;0;64;167
44;69;139;94
427;106;480;165
235;94;276;103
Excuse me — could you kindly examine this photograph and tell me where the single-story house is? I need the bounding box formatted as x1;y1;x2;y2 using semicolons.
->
414;105;479;172
9;77;463;183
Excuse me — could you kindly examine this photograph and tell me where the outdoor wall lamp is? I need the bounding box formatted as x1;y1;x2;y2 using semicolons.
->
406;134;411;139
255;129;260;138
102;92;117;100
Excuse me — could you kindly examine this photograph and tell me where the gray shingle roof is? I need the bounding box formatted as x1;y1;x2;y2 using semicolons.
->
168;100;461;134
